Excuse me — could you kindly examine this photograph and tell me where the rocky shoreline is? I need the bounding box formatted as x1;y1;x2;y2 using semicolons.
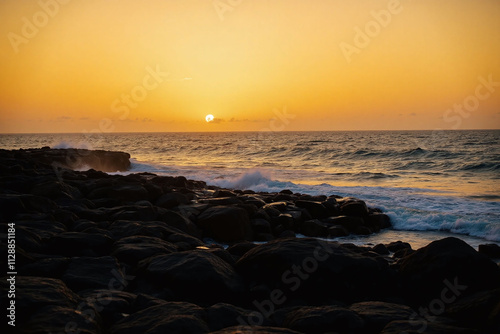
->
1;148;499;333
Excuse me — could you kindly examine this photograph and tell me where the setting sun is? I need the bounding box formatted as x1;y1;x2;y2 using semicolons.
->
205;114;214;123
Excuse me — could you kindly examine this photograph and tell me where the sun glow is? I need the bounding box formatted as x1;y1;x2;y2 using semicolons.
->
205;114;214;123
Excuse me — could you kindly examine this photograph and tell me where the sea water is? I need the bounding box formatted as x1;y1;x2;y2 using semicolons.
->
2;130;499;247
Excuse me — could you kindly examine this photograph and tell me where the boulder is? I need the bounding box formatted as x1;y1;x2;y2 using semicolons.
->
210;326;302;334
49;232;114;256
62;256;127;292
155;192;190;208
1;276;80;324
111;302;208;334
398;237;500;305
294;200;329;219
299;219;329;237
349;301;414;333
207;303;269;331
236;238;395;304
381;319;478;334
339;198;369;217
20;305;100;334
282;306;364;333
112;236;178;265
478;243;500;258
138;250;244;305
197;206;252;242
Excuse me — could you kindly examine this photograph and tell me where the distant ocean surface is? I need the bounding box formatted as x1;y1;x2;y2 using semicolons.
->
2;130;499;246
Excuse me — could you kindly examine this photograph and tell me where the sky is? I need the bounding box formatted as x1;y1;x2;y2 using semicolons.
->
0;0;499;133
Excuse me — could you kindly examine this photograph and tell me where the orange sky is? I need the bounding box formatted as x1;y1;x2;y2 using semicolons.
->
0;0;499;133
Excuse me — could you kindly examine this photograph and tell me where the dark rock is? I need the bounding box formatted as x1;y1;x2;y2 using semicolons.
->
393;248;414;259
445;288;500;332
280;189;294;195
19;305;100;334
355;226;372;235
110;205;159;221
327;225;349;237
263;202;289;212
80;289;138;328
207;303;267;331
252;219;273;235
1;276;80;324
294;200;329;219
283;306;364;333
398;237;500;305
62;256;127;292
339;198;369;217
236;238;394;303
366;213;391;230
478;243;500;258
158;209;200;236
349;301;414;333
138;251;244;304
324;215;364;232
197;206;252;242
386;241;412;252
227;242;258;257
201;197;242;205
29;147;131;172
111;302;208;334
300;219;329;237
49;232;114;256
210;326;302;334
214;189;237;197
155;192;189;208
108;184;149;203
372;244;390;255
31;180;82;200
381;319;478;333
112;236;178;265
20;257;70;278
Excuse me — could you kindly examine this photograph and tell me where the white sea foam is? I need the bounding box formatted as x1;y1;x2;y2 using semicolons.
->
132;164;500;242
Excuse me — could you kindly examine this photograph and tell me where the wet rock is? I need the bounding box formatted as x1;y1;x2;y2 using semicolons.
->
20;257;71;278
478;243;500;258
112;236;178;265
339;198;369;217
137;251;244;305
349;301;414;333
155;192;190;208
299;219;329;237
398;237;500;305
294;200;329;219
210;326;302;334
445;288;500;332
207;303;267;331
372;244;390;255
20;305;100;334
236;238;395;304
386;241;412;253
282;306;364;333
197;206;252;242
62;256;126;292
381;319;478;334
324;215;364;233
1;276;80;324
49;232;114;256
111;302;208;334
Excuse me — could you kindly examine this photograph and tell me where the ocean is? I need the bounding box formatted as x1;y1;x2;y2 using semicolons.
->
2;130;499;248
